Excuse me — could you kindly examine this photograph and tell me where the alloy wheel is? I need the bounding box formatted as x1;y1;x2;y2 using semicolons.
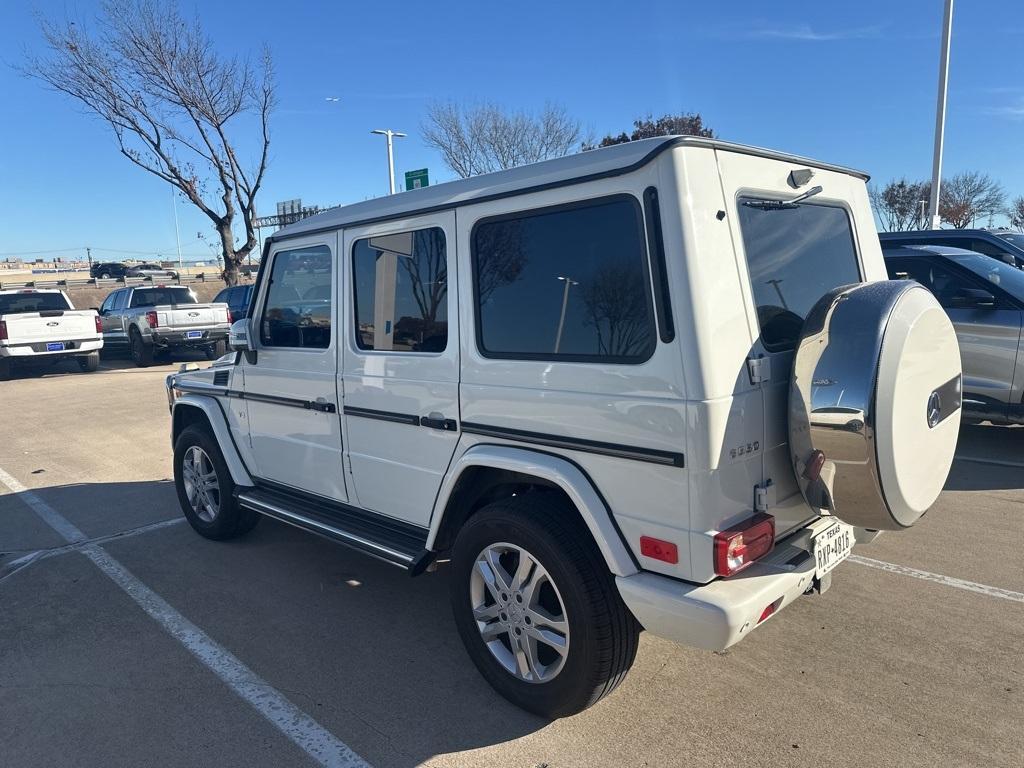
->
181;446;220;523
469;542;570;683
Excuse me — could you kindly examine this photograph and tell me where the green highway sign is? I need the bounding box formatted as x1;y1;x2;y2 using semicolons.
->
404;168;429;190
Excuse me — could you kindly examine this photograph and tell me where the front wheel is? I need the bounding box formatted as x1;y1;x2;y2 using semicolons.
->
173;424;259;540
449;493;639;718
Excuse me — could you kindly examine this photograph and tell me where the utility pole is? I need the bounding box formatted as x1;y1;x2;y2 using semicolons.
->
554;275;579;354
86;247;92;270
172;188;183;270
928;0;954;230
371;129;406;195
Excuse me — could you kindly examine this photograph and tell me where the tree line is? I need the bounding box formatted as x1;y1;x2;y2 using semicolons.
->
870;174;1024;232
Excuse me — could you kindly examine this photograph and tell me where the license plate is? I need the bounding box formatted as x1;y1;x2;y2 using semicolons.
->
813;520;854;579
46;342;65;351
186;331;203;339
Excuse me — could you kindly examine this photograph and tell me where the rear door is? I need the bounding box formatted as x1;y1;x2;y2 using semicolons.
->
341;212;459;526
890;256;1022;412
717;151;876;537
242;237;347;501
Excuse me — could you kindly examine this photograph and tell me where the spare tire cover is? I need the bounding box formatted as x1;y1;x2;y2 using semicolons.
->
789;280;961;530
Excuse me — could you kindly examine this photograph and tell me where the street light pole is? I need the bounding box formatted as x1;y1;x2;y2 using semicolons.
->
928;0;954;230
371;129;407;195
172;188;183;270
554;276;579;354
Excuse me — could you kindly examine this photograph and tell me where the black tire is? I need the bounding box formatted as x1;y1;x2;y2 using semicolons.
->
78;351;100;372
0;357;10;381
173;424;259;540
100;272;111;279
449;493;639;718
205;339;227;359
129;327;154;367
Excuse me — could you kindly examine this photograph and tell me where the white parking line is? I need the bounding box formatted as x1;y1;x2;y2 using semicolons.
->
0;466;371;768
848;555;1024;604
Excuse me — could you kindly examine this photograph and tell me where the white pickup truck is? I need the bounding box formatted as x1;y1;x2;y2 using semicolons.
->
0;289;103;380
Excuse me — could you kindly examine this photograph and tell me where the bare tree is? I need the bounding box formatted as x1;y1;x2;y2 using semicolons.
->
939;171;1006;229
869;178;930;231
581;263;650;358
422;101;583;179
1008;196;1024;232
25;0;274;286
587;112;714;149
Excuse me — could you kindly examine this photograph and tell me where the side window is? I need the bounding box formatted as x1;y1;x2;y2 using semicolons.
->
472;196;655;362
100;292;118;313
352;227;448;352
897;259;995;309
112;290;128;311
968;239;1013;262
259;245;333;349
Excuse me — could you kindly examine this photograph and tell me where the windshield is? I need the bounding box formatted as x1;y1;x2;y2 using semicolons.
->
129;287;198;307
952;253;1024;299
737;200;862;351
0;292;73;314
996;232;1024;250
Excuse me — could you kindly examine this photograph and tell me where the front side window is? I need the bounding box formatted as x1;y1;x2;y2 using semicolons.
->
737;199;861;351
352;227;448;352
472;196;655;362
260;245;332;349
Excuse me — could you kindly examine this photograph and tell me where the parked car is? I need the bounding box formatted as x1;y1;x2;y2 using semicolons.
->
90;261;130;280
99;285;230;366
880;228;1024;269
0;289;102;379
212;283;254;321
166;136;962;717
125;262;179;280
884;243;1024;425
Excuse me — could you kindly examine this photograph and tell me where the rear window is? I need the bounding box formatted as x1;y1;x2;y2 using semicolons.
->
737;200;861;351
129;287;198;307
0;292;73;314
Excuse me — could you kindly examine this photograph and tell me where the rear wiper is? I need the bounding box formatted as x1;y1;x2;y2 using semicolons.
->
743;185;824;210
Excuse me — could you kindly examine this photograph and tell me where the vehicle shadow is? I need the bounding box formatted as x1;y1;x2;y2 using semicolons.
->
4;480;550;766
946;423;1024;491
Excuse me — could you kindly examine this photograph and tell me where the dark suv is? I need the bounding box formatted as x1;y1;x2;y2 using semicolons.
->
90;262;130;279
212;283;254;320
879;229;1024;268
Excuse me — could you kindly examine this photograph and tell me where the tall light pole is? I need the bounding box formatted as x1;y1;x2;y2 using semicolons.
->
371;128;406;195
928;0;955;230
172;188;183;270
554;275;578;354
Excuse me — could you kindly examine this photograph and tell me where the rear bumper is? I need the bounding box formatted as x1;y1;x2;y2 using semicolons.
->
617;517;838;651
151;328;228;347
0;338;103;358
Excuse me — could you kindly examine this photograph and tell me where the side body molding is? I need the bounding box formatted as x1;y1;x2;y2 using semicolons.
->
429;444;639;577
171;394;255;488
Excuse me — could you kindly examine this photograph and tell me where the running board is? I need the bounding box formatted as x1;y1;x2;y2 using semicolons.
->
235;485;432;572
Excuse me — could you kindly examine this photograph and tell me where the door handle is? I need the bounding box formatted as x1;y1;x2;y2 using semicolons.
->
420;413;457;431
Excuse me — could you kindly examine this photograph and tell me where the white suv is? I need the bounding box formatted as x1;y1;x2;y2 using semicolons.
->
166;137;962;717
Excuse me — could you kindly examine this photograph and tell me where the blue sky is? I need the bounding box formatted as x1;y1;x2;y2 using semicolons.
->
1;0;1022;263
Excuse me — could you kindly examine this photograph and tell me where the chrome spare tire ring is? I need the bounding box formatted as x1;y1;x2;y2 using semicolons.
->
181;445;220;523
469;542;570;684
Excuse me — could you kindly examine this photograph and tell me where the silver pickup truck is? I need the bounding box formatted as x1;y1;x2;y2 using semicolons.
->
98;285;231;366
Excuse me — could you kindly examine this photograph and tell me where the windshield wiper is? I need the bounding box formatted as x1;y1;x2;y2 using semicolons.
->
743;185;824;210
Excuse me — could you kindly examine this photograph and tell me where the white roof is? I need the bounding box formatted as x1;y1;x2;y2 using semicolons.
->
0;288;63;294
272;136;868;243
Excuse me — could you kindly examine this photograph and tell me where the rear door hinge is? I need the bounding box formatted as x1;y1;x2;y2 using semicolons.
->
755;480;775;512
747;356;771;385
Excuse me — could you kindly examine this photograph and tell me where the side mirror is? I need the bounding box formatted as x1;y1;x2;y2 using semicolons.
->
228;318;254;352
951;288;996;309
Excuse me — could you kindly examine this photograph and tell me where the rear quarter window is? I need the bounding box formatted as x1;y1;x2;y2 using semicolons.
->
737;200;861;351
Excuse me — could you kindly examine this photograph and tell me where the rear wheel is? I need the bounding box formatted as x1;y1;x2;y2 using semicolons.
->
449;493;639;718
205;339;227;359
129;327;153;367
78;351;100;372
99;272;111;279
173;424;259;540
0;357;10;381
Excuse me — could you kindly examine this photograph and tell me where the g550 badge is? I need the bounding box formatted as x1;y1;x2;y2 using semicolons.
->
730;441;760;460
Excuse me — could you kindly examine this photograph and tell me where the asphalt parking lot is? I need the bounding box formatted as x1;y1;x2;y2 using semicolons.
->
1;357;1021;768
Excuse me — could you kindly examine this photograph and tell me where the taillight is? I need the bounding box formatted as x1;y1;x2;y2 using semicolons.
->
0;320;7;341
94;315;103;334
146;310;159;328
226;308;233;324
713;513;775;577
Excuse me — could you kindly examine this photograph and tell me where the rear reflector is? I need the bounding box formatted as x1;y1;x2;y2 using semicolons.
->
640;536;679;564
713;513;775;577
758;598;782;624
